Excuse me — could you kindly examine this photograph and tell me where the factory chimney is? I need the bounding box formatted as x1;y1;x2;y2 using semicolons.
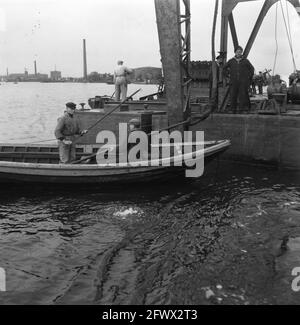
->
83;39;87;81
34;60;37;75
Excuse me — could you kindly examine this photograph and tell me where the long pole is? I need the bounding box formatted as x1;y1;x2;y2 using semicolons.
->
72;107;211;165
25;89;141;146
83;88;141;133
71;118;189;165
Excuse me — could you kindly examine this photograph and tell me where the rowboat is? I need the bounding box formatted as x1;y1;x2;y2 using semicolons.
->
0;140;230;184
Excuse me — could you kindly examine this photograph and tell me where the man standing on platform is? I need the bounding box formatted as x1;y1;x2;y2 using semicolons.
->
55;102;88;163
223;46;254;113
256;71;264;95
114;60;133;101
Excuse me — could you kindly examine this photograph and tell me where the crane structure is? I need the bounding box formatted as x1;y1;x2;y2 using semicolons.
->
220;0;300;60
154;0;191;128
154;0;300;114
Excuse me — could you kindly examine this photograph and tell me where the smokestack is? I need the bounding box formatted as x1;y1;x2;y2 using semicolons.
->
34;60;37;75
6;68;8;76
83;39;87;81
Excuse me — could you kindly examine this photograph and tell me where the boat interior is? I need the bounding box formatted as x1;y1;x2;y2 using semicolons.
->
0;141;226;165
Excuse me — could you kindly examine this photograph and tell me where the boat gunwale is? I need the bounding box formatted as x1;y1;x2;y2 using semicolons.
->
0;140;230;171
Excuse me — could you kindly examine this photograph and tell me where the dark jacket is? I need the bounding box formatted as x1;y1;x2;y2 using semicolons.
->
223;56;254;84
55;112;82;140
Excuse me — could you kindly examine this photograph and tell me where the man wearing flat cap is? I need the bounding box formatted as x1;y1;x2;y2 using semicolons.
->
223;45;254;113
54;102;88;163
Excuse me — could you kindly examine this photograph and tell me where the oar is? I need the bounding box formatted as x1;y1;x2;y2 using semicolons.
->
79;88;141;135
8;136;57;144
71;89;141;164
71;118;191;165
24;138;57;144
23;89;140;147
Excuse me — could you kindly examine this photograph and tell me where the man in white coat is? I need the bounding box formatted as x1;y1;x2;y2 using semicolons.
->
114;60;133;101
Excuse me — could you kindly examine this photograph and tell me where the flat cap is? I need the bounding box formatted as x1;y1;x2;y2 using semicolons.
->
66;102;76;109
129;118;140;126
235;45;243;52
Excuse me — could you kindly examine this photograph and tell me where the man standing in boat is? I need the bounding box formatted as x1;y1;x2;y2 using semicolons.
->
55;102;88;163
223;46;254;113
114;60;133;101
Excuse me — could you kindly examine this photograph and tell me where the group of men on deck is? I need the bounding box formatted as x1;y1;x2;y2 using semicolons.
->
114;48;258;114
54;50;259;163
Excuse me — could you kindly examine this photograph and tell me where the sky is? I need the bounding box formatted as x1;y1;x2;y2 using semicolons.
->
0;0;300;79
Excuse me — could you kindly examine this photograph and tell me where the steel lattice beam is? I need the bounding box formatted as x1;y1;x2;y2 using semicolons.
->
221;0;300;60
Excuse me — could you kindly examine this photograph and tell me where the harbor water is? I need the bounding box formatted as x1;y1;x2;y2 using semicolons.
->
1;82;300;305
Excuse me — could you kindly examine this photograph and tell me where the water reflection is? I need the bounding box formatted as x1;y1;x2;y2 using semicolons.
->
1;161;300;304
1;80;300;303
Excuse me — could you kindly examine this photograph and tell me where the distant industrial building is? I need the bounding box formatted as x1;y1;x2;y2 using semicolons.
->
133;67;162;83
6;72;48;82
5;60;49;82
50;70;62;81
6;73;27;81
28;73;48;81
87;72;113;83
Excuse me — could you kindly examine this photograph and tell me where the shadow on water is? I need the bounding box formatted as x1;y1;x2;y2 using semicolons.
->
0;170;206;202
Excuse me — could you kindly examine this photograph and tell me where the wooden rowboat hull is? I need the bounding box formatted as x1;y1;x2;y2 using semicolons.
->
0;165;184;184
0;140;230;184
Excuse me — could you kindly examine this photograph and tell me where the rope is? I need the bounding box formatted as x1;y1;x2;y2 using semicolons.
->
211;0;219;62
24;138;57;145
280;0;297;71
210;0;219;110
285;0;293;49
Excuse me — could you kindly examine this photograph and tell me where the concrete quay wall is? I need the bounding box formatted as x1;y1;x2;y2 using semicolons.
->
191;113;300;169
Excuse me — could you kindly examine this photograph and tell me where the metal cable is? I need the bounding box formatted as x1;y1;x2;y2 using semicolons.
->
280;0;297;71
285;0;293;50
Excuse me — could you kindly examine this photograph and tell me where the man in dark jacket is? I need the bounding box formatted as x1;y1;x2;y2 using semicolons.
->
223;46;254;113
55;102;88;163
256;71;265;95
